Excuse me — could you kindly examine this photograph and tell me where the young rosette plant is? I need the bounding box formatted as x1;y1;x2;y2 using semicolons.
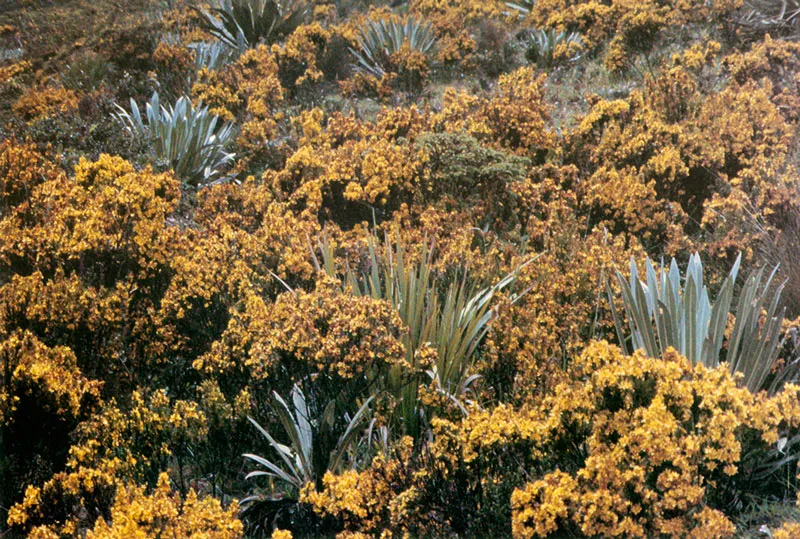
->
188;41;240;72
114;92;235;188
198;0;310;52
505;0;536;16
241;384;374;534
608;252;794;393
350;15;438;92
520;27;583;68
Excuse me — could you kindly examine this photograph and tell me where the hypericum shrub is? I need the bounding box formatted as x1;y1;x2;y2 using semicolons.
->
434;66;555;158
115;92;236;187
274;22;356;98
8;389;210;537
0;59;29;88
193;278;407;392
299;437;418;537
409;0;507;66
0;153;179;283
12;86;79;123
723;36;800;121
523;0;738;72
155;196;318;369
0;139;60;215
568;49;796;257
696;78;795;259
603;0;668;72
0;331;102;524
191;44;286;171
85;474;243;539
150;40;197;96
510;341;800;538
0;154;181;392
264;116;426;227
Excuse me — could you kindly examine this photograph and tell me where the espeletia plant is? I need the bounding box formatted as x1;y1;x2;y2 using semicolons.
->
608;253;797;394
350;16;438;78
114;92;235;187
521;27;583;68
197;0;310;52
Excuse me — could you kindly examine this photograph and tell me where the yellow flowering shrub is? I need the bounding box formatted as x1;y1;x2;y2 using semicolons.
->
0;331;102;515
155;188;318;367
434;67;555;157
9;389;210;536
273;22;353;92
0;153;183;392
568;52;796;257
151;41;195;94
0;139;60;213
0;330;101;425
12;85;79;123
301;438;420;536
85;473;243;539
192;67;241;122
0;59;30;100
410;0;507;65
510;342;800;538
6;1;800;537
192;44;284;148
696;79;796;260
527;0;740;70
194;278;407;385
266;112;428;226
0;153;179;278
724;36;800;121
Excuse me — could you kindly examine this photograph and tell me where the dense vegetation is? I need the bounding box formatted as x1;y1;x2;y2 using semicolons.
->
3;0;800;536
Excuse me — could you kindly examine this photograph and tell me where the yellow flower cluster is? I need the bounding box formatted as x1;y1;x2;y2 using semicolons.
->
570;49;795;257
435;66;554;156
410;0;508;64
0;139;61;211
528;0;740;70
0;330;101;425
192;44;284;133
6;1;800;536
